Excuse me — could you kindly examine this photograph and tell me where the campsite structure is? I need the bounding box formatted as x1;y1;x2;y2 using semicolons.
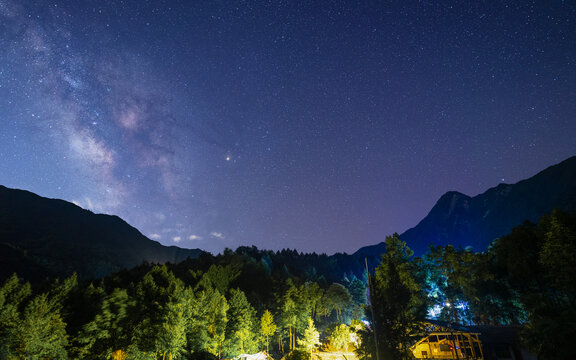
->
410;322;484;359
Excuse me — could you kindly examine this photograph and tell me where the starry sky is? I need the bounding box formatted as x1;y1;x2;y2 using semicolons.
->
1;0;575;255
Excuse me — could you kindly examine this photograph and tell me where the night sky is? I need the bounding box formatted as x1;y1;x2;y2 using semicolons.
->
1;0;575;254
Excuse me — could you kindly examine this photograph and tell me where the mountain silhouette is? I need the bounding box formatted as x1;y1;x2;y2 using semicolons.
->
0;185;204;281
355;156;576;257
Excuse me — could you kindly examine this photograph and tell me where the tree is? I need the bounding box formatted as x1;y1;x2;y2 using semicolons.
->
225;288;257;356
196;264;241;294
491;210;576;359
155;287;194;360
329;324;350;352
0;274;31;358
298;318;320;360
421;245;507;325
10;275;76;360
538;211;576;293
129;265;189;356
347;278;367;320
367;234;427;360
281;280;308;351
188;287;229;358
301;282;323;319
324;283;352;322
12;293;70;359
260;310;277;354
75;288;135;359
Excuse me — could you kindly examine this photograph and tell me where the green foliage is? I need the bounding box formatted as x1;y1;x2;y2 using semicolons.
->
0;274;32;358
418;209;576;359
283;349;309;360
196;264;241;294
225;288;258;356
538;212;576;292
156;297;190;359
491;209;576;359
13;293;69;359
261;309;277;353
4;210;576;360
0;275;75;360
347;278;367;320
422;244;519;325
301;282;323;319
298;318;321;357
0;244;367;360
131;265;190;356
189;286;229;358
74;288;135;359
189;350;219;360
280;280;310;351
329;324;350;351
367;234;427;360
324;283;352;322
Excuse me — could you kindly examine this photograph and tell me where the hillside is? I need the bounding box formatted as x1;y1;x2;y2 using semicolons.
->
3;156;575;281
355;156;576;257
0;185;204;280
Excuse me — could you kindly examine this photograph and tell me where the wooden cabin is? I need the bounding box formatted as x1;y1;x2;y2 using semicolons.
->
410;321;536;360
410;322;484;359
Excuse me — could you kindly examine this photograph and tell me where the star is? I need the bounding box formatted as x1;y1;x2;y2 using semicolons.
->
0;0;573;255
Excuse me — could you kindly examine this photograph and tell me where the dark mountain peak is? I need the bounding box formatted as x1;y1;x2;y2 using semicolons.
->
404;156;576;255
397;190;476;255
355;155;576;257
493;182;513;195
429;191;472;219
439;190;470;199
0;185;204;281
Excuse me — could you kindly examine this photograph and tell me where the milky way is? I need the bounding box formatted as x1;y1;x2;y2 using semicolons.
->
1;0;575;254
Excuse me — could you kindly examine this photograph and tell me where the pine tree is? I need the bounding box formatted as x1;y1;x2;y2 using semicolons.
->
368;234;427;360
260;310;277;354
225;288;257;356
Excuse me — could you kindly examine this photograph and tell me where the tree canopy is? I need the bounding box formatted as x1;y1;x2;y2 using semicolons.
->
2;209;575;360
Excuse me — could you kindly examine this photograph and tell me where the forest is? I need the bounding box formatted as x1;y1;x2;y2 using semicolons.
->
0;209;574;360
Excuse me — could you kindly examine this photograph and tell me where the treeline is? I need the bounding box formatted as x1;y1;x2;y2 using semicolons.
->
1;209;574;360
0;248;368;360
365;209;576;360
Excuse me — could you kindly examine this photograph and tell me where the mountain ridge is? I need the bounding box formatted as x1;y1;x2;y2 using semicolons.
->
2;156;575;281
355;156;576;257
0;185;204;281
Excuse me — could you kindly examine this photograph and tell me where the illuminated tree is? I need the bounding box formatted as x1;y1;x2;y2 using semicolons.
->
0;274;31;358
225;288;257;356
189;287;229;358
281;281;307;351
298;318;320;359
121;265;193;359
112;349;128;360
156;291;192;360
14;293;69;359
329;324;350;352
9;275;76;360
260;310;277;354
